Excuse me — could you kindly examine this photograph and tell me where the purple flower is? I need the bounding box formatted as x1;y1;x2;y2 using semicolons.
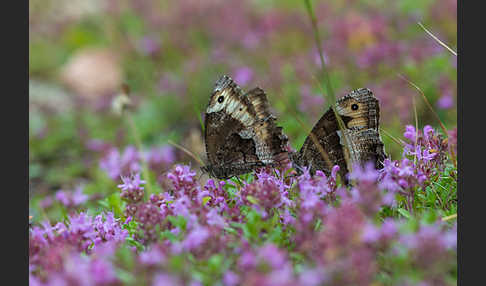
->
437;94;454;109
182;226;210;251
152;273;182;286
361;223;380;243
403;125;417;143
266;263;294;285
448;127;457;154
139;246;166;265
92;212;128;245
118;173;146;191
380;219;397;239
100;146;141;180
240;170;291;216
90;258;118;285
158;73;186;94
72;187;89;206
39;196;53;209
233;67;254;85
298;85;325;115
357;41;402;69
85;139;112;152
55;191;70;206
258;244;287;269
348;162;380;184
423;125;434;141
298;268;327;286
281;208;296;225
139;35;161;56
118;173;146;204
238;251;256;269
223;271;240;286
312;49;330;67
54;186;89;208
166;165;197;193
206;208;227;228
171;195;191;217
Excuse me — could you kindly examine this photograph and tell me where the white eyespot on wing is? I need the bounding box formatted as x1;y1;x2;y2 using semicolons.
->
206;89;231;113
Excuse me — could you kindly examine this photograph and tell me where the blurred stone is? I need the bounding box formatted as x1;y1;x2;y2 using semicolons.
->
60;48;122;100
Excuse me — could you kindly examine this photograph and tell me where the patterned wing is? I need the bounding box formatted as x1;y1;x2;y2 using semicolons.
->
202;75;289;179
292;88;386;182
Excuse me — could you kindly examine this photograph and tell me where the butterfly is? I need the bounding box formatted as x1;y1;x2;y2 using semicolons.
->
201;75;290;179
290;88;387;183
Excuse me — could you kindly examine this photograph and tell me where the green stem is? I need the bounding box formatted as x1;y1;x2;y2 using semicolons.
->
303;0;353;177
127;114;155;197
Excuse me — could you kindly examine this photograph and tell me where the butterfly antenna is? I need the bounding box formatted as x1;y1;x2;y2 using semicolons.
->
197;171;205;182
380;127;405;148
167;140;204;166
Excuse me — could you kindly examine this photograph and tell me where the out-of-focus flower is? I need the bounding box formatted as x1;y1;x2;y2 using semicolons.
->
100;146;141;180
233;67;254;86
206;208;227;229
139;246;166;266
144;146;176;171
152;273;183;286
54;186;89;208
437;94;454;109
257;244;287;269
223;271;240;286
85;139;113;153
298;267;327;286
436;76;455;109
182;226;210;251
158;73;186;94
448;127;457;154
138;35;161;56
298;85;325;117
357;41;403;69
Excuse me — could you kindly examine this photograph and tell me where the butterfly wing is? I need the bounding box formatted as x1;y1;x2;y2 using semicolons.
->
292;106;349;180
245;87;289;164
293;88;386;181
202;76;289;179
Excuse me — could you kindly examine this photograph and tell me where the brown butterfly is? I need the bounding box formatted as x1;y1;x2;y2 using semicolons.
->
201;75;289;179
291;88;387;183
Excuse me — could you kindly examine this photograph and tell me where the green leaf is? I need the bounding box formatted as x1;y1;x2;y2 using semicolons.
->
99;193;124;217
167;215;187;231
398;208;411;219
246;195;260;205
202;196;212;205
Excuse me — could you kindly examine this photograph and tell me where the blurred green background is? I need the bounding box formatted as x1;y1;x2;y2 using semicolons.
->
29;0;456;197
